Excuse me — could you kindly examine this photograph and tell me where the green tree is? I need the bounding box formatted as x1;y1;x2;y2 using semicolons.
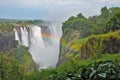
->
62;15;96;38
0;54;23;80
101;6;110;19
105;12;120;33
77;13;85;18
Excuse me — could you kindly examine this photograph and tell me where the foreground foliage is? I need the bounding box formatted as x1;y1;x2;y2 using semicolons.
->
51;61;120;80
80;61;120;80
24;54;120;80
0;54;23;80
24;60;120;80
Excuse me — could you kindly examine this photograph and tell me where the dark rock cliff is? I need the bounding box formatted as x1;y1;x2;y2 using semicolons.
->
0;32;18;53
57;29;80;66
81;31;120;59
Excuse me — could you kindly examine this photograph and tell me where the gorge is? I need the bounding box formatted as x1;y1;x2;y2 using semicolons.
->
14;24;62;69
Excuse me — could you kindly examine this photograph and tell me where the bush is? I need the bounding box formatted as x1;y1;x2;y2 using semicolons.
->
47;60;120;80
81;60;120;80
0;54;24;80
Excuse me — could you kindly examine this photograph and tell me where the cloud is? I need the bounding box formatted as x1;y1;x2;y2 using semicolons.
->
0;0;87;8
0;0;119;8
0;0;120;21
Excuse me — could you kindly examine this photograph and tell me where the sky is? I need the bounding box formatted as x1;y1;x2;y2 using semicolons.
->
0;0;120;22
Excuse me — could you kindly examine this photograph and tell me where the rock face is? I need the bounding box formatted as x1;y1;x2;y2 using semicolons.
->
103;37;120;53
0;32;17;53
57;29;80;66
81;31;120;59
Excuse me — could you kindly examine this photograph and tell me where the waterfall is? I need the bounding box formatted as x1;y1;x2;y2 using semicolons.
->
21;27;29;46
14;24;61;68
14;28;21;44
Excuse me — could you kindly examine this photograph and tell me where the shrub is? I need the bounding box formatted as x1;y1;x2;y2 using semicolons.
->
0;54;24;80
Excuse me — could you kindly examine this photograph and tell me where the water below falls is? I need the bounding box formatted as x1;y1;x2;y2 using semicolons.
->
14;24;62;69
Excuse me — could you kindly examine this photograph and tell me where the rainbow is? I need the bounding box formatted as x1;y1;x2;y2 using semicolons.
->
41;32;60;44
41;32;79;53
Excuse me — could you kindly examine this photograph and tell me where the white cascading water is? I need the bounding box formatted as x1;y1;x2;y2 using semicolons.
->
14;28;21;44
20;27;29;47
14;24;62;69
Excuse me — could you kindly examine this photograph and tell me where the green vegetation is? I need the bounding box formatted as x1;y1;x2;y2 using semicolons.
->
56;6;120;80
0;6;120;80
0;54;23;80
105;12;120;33
62;7;120;38
24;54;120;80
0;45;35;79
58;6;120;65
81;31;120;59
13;45;35;73
0;19;45;33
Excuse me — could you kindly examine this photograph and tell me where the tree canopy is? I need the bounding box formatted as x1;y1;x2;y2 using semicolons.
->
62;7;120;38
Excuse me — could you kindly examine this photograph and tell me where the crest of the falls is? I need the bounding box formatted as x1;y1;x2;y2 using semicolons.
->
14;25;61;68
